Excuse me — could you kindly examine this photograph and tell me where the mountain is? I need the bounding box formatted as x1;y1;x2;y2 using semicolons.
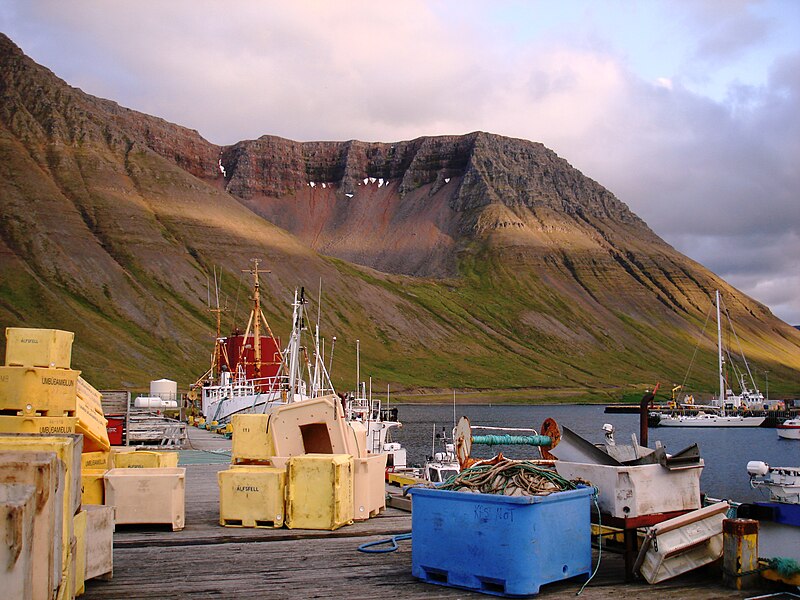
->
1;33;799;401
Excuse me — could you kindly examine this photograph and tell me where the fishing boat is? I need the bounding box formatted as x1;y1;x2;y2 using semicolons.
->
385;425;460;486
345;339;408;470
190;260;334;424
422;425;460;483
658;290;765;428
748;462;800;504
345;386;406;469
777;418;800;440
741;461;800;564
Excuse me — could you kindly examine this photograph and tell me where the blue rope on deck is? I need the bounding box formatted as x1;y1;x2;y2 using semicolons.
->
357;533;412;553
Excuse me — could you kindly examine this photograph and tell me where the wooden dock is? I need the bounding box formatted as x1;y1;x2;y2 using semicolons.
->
81;427;754;599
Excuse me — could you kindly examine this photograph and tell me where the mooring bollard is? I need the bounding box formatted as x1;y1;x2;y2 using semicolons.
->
722;518;759;590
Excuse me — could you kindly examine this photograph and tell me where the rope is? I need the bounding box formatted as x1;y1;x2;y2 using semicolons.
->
764;556;800;577
576;490;602;596
357;533;412;553
437;460;579;496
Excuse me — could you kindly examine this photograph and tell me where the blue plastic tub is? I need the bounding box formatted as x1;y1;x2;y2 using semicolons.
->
409;486;592;597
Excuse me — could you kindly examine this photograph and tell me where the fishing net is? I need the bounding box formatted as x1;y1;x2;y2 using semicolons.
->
436;456;582;496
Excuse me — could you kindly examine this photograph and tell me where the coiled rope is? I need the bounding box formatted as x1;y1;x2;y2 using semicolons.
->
437;459;580;496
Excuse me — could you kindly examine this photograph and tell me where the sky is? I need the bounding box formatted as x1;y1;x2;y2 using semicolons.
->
2;0;799;323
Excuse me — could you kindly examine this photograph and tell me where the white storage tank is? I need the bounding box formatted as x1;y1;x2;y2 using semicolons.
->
150;378;178;402
134;396;179;409
134;396;164;409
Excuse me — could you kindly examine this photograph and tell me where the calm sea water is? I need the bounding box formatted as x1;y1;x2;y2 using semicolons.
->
389;403;795;503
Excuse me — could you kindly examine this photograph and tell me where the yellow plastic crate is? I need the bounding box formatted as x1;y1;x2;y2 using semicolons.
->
218;465;286;528
111;450;179;469
0;414;78;435
0;365;80;416
57;536;77;600
5;327;74;369
75;400;109;453
81;469;106;506
73;509;87;597
0;411;109;453
0;433;82;570
0;451;63;600
76;377;103;416
231;414;274;463
286;454;353;531
81;451;110;471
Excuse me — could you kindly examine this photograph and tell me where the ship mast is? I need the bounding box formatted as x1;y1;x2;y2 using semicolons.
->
210;267;226;377
242;259;271;380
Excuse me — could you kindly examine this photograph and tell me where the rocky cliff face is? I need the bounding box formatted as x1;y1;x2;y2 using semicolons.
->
215;131;662;278
2;32;800;395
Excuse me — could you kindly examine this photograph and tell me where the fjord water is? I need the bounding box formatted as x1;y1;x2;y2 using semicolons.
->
391;403;794;504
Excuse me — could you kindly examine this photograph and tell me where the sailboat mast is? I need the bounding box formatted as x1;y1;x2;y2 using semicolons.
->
716;290;725;404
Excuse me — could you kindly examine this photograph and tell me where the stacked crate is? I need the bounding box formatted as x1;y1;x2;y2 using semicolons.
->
0;328;111;453
218;396;387;531
0;328;115;599
0;433;87;599
220;413;287;528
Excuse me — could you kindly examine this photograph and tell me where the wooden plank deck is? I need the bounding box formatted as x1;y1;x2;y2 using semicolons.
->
81;427;751;599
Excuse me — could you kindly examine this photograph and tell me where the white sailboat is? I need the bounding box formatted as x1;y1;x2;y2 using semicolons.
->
659;290;765;428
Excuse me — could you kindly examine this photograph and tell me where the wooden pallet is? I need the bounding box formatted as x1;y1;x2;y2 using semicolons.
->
126;411;187;447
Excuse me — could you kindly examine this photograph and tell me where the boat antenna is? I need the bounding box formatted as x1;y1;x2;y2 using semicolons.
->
716;290;725;407
356;339;360;396
317;277;322;330
453;389;456;430
328;336;336;374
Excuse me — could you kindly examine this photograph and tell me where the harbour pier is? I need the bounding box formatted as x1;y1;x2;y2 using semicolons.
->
79;427;752;599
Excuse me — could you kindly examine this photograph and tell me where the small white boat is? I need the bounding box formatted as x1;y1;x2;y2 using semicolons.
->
777;418;800;440
422;425;460;483
732;462;800;565
345;389;406;469
747;461;800;504
658;411;765;428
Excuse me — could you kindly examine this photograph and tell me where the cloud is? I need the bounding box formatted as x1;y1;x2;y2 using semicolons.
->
1;1;799;323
